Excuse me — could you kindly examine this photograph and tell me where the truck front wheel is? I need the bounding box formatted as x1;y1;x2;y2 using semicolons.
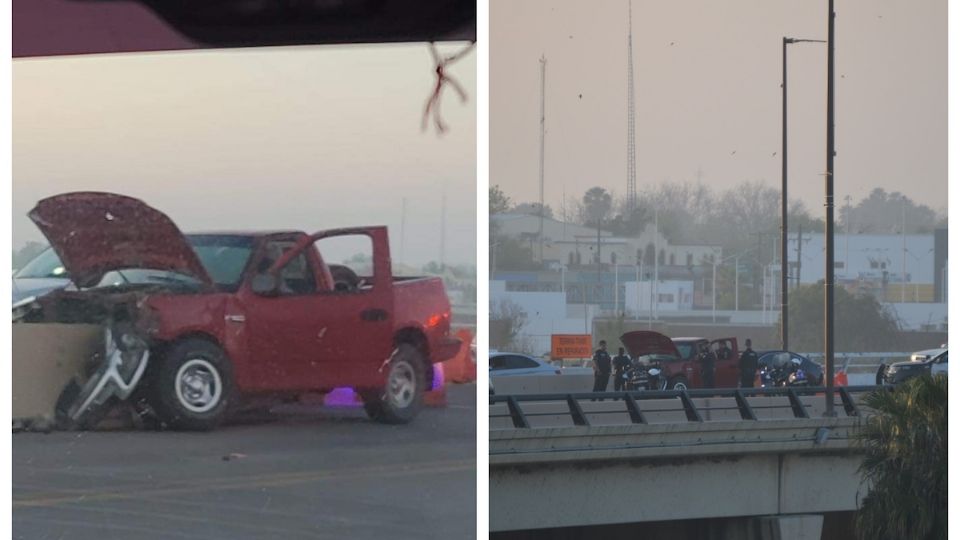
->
669;376;690;391
362;344;426;424
148;339;236;431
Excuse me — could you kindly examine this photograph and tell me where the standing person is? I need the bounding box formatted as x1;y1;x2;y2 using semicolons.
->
699;342;717;389
591;340;612;401
612;347;632;393
716;340;733;361
739;339;759;388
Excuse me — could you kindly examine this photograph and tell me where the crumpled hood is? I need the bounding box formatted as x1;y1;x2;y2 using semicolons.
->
28;192;212;288
619;331;681;359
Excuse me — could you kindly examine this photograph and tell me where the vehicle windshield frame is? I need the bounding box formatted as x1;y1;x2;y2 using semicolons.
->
14;235;256;292
185;234;256;292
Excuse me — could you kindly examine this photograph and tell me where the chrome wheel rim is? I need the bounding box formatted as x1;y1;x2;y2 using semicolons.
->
175;358;222;413
387;361;417;409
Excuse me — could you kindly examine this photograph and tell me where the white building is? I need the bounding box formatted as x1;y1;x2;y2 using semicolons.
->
491;213;720;269
787;232;942;302
623;280;695;313
490;280;598;356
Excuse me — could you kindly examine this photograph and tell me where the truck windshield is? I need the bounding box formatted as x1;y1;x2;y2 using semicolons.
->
14;236;255;291
187;235;255;291
674;342;697;360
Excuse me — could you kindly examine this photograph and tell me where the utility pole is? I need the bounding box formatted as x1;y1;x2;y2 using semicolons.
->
440;187;447;272
782;36;789;351
399;197;407;268
625;0;637;213
538;56;547;265
654;208;659;321
901;200;907;304
796;223;803;289
734;256;740;311
781;36;824;350
824;0;837;417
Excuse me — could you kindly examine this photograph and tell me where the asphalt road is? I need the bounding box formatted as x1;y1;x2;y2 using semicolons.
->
13;384;477;540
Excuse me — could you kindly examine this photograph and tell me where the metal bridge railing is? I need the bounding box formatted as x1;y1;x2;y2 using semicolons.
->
489;385;890;429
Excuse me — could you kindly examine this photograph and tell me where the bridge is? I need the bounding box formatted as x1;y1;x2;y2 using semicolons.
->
489;385;881;540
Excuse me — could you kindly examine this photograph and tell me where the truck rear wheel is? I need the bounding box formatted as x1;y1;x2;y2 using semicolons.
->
148;339;236;431
362;344;426;424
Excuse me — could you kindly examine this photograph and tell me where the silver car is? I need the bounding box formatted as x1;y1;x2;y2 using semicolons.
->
12;247;71;304
489;352;561;377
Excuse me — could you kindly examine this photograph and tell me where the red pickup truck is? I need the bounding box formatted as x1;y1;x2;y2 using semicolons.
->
20;192;461;429
620;331;740;390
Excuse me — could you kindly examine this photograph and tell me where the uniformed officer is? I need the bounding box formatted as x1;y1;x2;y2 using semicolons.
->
739;339;759;388
612;347;632;392
591;340;612;400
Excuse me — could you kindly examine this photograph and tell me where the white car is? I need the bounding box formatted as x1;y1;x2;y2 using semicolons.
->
489;352;561;377
911;346;947;363
930;351;948;377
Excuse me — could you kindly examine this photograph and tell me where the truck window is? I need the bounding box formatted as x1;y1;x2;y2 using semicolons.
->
315;234;374;293
260;240;317;295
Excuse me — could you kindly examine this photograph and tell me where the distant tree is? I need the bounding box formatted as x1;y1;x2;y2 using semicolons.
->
582;187;612;227
855;375;947;540
489;185;512;215
422;261;445;275
637;181;714;244
512;202;554;219
559;194;587;225
491;236;537;271
489;299;528;351
13;241;47;270
785;282;899;352
839;188;940;234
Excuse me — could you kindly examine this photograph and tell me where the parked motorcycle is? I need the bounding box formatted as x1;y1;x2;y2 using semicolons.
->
759;357;810;388
623;358;664;391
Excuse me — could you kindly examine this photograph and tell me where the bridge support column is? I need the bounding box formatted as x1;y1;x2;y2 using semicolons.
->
756;514;824;540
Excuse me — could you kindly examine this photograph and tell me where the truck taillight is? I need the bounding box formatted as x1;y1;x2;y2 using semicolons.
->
427;311;451;331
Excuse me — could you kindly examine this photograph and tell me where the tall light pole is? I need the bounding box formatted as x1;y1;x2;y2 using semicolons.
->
824;0;837;417
538;56;547;264
782;36;825;352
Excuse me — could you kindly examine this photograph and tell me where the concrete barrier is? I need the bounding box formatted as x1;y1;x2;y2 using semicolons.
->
12;324;101;421
490;373;594;395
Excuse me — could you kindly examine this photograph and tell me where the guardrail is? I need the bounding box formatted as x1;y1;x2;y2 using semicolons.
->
801;352;911;373
489;385;889;429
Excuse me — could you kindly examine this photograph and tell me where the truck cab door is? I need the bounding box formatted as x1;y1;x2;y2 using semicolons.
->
243;231;395;392
241;236;334;391
289;229;395;390
710;338;738;388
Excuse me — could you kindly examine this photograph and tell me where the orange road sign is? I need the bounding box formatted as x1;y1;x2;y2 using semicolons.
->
551;334;592;359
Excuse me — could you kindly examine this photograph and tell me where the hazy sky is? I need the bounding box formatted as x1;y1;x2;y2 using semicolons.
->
491;0;947;218
13;42;476;266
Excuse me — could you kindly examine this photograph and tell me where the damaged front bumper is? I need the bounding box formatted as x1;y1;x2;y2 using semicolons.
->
58;325;151;429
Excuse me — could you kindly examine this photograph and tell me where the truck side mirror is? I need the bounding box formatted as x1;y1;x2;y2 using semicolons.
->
251;273;280;296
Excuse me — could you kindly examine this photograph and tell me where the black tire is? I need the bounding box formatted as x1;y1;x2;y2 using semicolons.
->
361;344;426;424
669;376;690;391
147;339;236;431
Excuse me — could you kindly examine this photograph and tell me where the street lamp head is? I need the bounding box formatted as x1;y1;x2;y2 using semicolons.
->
785;37;827;44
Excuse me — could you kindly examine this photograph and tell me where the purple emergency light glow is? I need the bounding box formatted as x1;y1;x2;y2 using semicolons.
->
323;362;446;407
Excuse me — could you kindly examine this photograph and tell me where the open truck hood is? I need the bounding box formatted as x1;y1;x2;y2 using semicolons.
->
620;331;681;359
28;192;212;288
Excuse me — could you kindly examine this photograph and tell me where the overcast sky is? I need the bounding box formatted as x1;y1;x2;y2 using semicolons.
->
13;42;476;266
491;0;947;218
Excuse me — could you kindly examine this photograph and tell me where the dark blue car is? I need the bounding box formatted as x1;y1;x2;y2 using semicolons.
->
757;351;825;387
